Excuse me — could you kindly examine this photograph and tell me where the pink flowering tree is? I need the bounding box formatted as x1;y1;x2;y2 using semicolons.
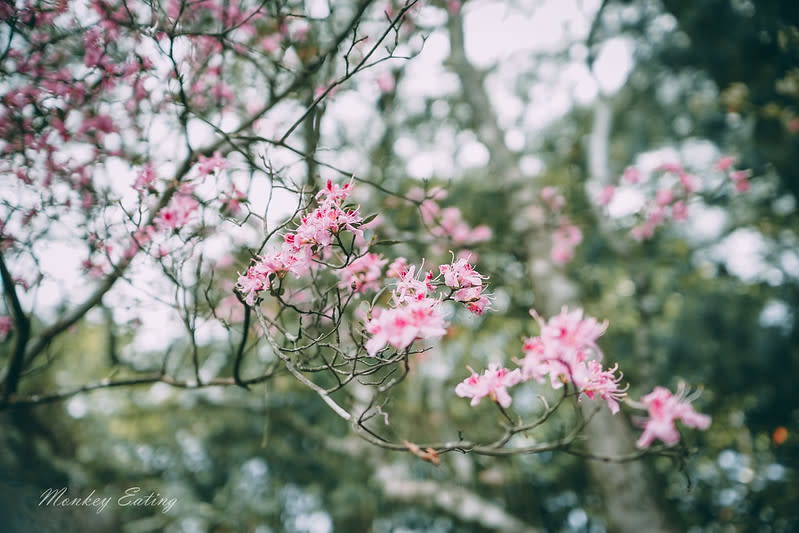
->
0;0;714;467
0;0;429;404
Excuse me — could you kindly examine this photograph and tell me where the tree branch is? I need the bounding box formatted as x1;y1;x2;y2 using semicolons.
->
0;252;30;402
0;366;278;410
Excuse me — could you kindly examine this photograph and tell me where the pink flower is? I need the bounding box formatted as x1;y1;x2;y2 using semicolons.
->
622;166;641;184
465;295;490;315
415;189;489;244
294;199;363;247
540;186;558;202
364;297;447;356
553;224;582;247
729;170;750;182
222;186;247;215
393;264;434;304
452;285;479;302
550;224;583;265
376;72;396;93
234;180;364;305
211;82;234;103
83;27;105;68
573;361;627;414
468;225;492;242
128;226;155;256
646;206;666;226
540;186;565;212
518;336;551;383
133;164;157;193
671;201;688;221
715;156;736;171
550;244;574;265
635;384;712;448
338;253;387;293
678;172;699;194
730;170;752;193
82;258;107;278
537;306;607;358
439;257;484;289
275;245;311;277
314;82;339;100
734;178;750;193
155;193;199;231
596;185;616;207
0;316;12;341
657;162;684;174
439;257;490;314
80;114;116;136
408;186;447;202
166;0;182;19
655;189;674;207
387;257;409;278
316;179;353;206
431;207;492;245
196;151;227;176
455;364;522;408
419;199;440;225
630;222;655;241
236;258;274;305
236;270;268;306
235;248;299;305
261;34;282;53
81;191;94;209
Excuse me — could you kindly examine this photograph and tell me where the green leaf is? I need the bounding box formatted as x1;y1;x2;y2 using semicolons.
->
359;213;379;226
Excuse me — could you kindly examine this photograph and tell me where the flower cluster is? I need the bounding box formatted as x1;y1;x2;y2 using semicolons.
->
364;261;444;355
540;187;583;265
599;157;752;241
439;256;490;315
221;186;248;216
155;190;200;232
392;263;435;303
363;266;442;356
455;308;711;447
364;257;491;355
364;297;448;356
521;307;625;413
196;151;228;176
236;180;363;305
715;156;752;193
455;364;522;408
596;185;616;207
550;224;583;265
133;164;158;194
410;187;492;247
626;162;698;240
338;253;388;293
632;384;712;448
455;307;625;413
293;184;363;248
